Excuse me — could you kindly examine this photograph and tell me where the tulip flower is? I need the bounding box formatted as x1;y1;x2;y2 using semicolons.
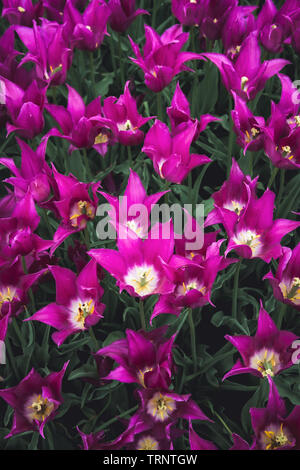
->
250;377;300;450
202;32;290;101
26;261;105;346
137;388;210;425
95;326;174;389
2;0;43;26
142;120;211;184
223;188;300;263
0;138;51;203
231;92;265;153
263;102;300;166
102;81;154;146
44;84;116;155
3;78;46;139
0;191;53;266
63;0;110;51
88;221;175;299
256;0;295;54
171;0;204;27
99;168;167;239
16;19;72;86
48;167;100;254
223;301;298;380
0;362;68;438
222;5;257;59
205;158;258;227
189;421;250;450
129;24;202;92
0;259;46;342
151;240;236;321
107;0;149;33
167;81;219;140
199;0;237;41
264;243;300;311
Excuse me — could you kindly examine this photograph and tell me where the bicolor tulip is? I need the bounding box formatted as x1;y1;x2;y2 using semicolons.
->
223;301;298;380
26;261;105;346
0;362;68;438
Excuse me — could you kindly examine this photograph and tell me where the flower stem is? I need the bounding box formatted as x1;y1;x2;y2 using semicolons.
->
277;303;287;330
232;259;242;320
83;148;92;181
89;51;96;96
156;91;163;121
277;168;285;208
139;298;146;330
118;35;125;88
227;95;234;177
89;327;98;351
267;166;278;188
188;308;197;373
127;146;132;167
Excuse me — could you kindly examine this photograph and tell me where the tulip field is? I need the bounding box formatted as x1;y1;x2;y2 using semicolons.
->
0;0;300;452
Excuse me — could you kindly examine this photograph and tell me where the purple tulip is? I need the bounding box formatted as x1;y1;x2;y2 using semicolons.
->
0;260;46;342
137;388;211;426
0;138;51;203
43;0;66;22
49;167;100;254
202;32;290;101
142;120;211;184
171;0;204;27
205;158;258;227
223;301;298;381
0;362;68;438
95;326;174;390
231;92;265;153
63;0;110;51
45;84;116;155
102;81;154;146
167;81;219;140
223;188;300;263
88;221;175;299
107;0;149;33
222;5;257;60
2;0;43;26
256;0;295;54
129;24;202;92
199;0;238;42
250;377;300;450
99;168;168;239
16;19;72;86
151;240;236;321
264;243;300;311
26;261;105;346
3;78;46;139
0;191;53;265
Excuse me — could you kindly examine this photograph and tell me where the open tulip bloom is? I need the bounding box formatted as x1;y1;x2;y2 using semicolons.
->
26;261;105;346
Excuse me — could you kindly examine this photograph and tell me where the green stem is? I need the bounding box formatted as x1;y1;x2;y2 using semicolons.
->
227;95;234;177
188;308;197;373
248;151;254;177
139;298;146;330
84;227;90;250
89;327;98;351
118;35;125;88
277;168;285;208
151;0;158;28
277;303;287;330
13;319;25;352
5;337;20;381
156;91;163;121
83;148;92;181
214;411;233;436
109;30;117;75
97;405;138;431
89;51;96;96
22;256;36;312
0;133;14;154
267;166;279;188
127;146;132;167
232;259;242;320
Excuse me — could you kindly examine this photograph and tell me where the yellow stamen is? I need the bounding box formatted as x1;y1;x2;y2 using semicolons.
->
18;6;25;12
94;133;108;145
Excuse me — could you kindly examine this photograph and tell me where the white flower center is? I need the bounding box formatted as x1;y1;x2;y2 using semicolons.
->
249;348;280;377
124;264;159;296
146;392;176;422
279;277;300;305
232;229;261;256
223;200;245;216
137;436;159;450
69;298;95;329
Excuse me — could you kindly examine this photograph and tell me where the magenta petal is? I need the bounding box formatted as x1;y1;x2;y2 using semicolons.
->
26;303;70;330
